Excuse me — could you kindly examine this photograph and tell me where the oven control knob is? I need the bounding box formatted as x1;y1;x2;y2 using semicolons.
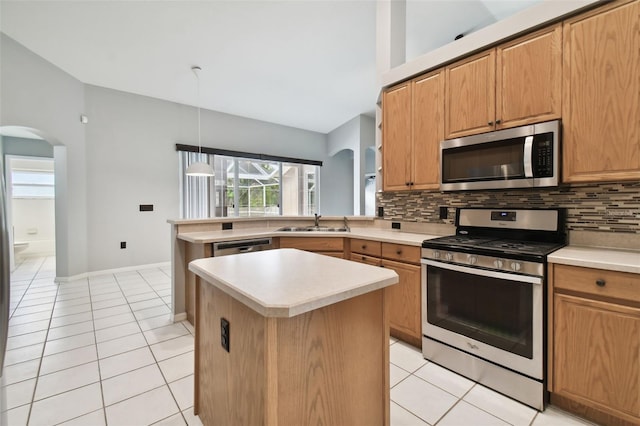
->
494;259;504;269
511;262;522;271
445;252;454;261
468;255;477;265
432;250;441;259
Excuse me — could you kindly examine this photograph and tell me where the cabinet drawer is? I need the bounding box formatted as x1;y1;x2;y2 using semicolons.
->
279;237;344;252
350;253;382;267
554;264;640;303
381;243;420;264
350;239;382;257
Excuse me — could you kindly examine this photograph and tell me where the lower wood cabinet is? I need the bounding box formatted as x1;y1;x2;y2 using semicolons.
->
381;259;422;347
278;237;345;258
550;263;640;425
351;240;422;348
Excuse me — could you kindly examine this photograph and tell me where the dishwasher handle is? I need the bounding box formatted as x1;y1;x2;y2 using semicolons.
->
213;238;273;256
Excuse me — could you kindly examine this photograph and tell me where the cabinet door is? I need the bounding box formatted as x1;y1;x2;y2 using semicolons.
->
445;50;496;139
382;259;421;347
382;83;412;190
554;294;640;419
412;71;444;190
562;0;640;183
496;24;562;129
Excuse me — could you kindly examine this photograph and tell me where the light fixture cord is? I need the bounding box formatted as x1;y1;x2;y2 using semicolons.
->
195;69;201;155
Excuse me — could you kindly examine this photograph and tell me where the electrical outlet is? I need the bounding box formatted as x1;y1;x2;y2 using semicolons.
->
222;222;233;230
139;204;154;212
392;222;401;229
120;241;126;249
378;206;384;217
220;318;230;352
439;207;449;220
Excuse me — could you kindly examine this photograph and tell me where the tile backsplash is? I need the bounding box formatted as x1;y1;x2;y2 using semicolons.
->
377;181;640;234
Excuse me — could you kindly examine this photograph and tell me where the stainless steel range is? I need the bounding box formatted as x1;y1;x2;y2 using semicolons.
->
421;208;566;410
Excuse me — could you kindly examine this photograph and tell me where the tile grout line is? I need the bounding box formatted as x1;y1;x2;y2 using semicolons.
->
88;272;110;426
24;256;59;426
115;269;186;424
135;269;191;424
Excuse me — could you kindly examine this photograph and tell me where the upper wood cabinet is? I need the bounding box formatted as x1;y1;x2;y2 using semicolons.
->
382;71;444;191
445;50;496;139
562;0;640;183
496;24;563;129
445;24;562;139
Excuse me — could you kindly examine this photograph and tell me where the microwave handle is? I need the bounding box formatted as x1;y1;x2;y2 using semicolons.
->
523;136;534;178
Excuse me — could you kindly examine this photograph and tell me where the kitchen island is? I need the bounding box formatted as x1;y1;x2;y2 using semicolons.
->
189;248;399;426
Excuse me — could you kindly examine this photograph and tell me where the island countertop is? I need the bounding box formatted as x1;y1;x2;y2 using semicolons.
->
188;248;399;318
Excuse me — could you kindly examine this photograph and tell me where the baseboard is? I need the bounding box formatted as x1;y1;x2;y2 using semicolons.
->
55;261;171;283
171;312;187;323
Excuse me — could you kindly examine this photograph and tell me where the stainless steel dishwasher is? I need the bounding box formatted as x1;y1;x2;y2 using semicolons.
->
213;238;273;256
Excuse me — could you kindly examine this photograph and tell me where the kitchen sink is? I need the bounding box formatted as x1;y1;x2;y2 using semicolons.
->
276;226;349;232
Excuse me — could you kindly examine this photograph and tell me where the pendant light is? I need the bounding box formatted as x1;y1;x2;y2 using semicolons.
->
185;66;215;177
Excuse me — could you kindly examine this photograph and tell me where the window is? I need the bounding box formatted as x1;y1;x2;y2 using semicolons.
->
179;150;320;219
11;169;55;199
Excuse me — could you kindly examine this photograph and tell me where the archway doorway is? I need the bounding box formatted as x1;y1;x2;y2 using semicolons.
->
1;126;66;279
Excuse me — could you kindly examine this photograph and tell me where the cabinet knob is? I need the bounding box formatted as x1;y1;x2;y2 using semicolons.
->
396;250;402;255
596;279;606;287
361;256;366;261
495;119;502;125
405;182;410;186
361;245;367;249
488;121;493;126
410;182;414;186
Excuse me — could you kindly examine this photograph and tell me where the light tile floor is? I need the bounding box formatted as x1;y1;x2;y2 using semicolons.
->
3;256;597;426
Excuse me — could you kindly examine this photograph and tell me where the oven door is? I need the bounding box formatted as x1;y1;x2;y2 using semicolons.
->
421;259;543;379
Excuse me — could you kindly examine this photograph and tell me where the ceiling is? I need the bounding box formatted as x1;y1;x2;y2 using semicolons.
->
0;1;539;134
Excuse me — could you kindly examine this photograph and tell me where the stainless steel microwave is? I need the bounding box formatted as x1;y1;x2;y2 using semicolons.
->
440;120;560;191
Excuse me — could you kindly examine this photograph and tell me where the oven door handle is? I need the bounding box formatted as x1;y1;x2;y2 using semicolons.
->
523;135;534;178
421;259;543;285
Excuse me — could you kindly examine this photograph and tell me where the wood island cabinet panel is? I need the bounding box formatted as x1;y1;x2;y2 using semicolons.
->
196;279;389;426
278;237;344;253
562;0;640;183
445;50;496;139
382;259;422;347
412;72;444;190
553;294;640;421
382;83;412;191
496;24;562;129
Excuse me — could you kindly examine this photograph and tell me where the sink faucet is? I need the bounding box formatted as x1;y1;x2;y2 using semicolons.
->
343;216;351;232
314;213;322;227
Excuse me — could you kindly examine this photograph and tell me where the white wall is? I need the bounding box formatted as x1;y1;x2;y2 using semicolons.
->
2;33;357;276
84;85;328;272
13;199;55;256
320;149;353;216
327;114;375;215
1;33;87;278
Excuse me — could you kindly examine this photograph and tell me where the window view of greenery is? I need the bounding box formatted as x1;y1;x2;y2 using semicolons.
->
233;159;280;217
181;152;319;219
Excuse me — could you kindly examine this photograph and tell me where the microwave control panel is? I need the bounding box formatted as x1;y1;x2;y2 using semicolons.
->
532;133;554;177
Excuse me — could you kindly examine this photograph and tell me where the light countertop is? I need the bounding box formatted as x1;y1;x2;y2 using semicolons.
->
549;246;640;274
178;227;439;246
188;248;399;317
